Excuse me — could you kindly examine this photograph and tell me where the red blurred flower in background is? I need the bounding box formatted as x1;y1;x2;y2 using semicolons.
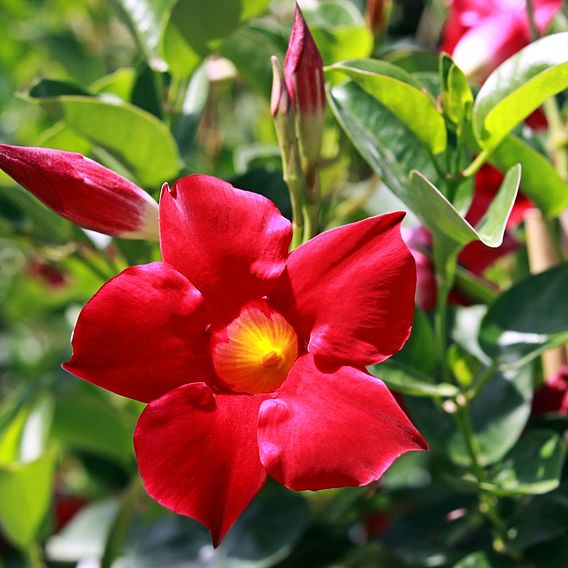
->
441;0;563;81
532;365;568;416
406;165;531;310
63;174;426;545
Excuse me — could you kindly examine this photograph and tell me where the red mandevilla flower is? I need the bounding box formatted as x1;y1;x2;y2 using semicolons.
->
63;174;426;545
441;0;563;82
0;144;159;239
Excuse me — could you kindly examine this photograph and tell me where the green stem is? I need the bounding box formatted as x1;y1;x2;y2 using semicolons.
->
74;249;112;282
453;404;511;552
462;149;490;177
525;0;540;41
101;476;143;568
23;544;44;568
432;235;460;380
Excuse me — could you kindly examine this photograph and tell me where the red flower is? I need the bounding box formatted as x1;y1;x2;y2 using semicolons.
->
532;365;568;416
63;174;426;545
0;145;159;239
441;0;563;81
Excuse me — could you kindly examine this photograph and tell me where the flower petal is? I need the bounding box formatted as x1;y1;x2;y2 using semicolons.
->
63;262;211;403
134;382;267;545
159;175;292;323
258;355;427;491
272;212;415;367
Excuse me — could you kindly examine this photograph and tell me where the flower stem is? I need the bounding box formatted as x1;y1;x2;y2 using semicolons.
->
432;234;460;380
23;544;44;568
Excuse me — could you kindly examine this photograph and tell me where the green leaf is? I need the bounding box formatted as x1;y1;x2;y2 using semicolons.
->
484;430;566;496
409;164;520;247
488;134;568;218
328;81;437;199
0;453;56;548
217;483;309;567
161;23;201;79
327;59;446;154
221;23;285;97
508;484;568;552
26;94;180;187
406;365;532;467
52;385;134;467
439;53;473;127
170;0;270;56
479;263;568;368
91;68;137;100
36;122;92;154
473;32;568;150
113;0;175;70
302;0;373;65
371;360;459;398
453;552;493;568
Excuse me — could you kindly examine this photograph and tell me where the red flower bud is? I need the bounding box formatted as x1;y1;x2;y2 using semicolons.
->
284;4;325;166
0;144;159;239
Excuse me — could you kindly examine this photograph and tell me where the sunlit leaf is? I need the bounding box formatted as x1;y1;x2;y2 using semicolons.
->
473;33;568;150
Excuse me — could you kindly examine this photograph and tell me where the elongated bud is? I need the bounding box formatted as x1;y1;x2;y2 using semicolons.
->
0;144;159;240
284;4;325;168
366;0;392;36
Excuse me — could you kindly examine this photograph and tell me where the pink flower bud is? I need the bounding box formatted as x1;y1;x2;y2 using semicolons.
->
0;144;159;240
284;4;325;166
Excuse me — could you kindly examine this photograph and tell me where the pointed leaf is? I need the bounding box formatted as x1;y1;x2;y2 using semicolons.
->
327;59;446;154
439;53;473;127
409;164;520;247
113;0;176;70
473;32;568;150
328;81;436;198
26;94;179;187
485;430;566;496
488;134;568;218
479;263;568;368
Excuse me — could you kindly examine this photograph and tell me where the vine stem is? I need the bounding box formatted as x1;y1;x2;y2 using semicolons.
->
23;544;44;568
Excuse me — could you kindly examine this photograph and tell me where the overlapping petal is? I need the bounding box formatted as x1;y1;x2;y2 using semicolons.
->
63;262;211;403
272;212;415;367
258;355;427;491
159;175;292;323
134;382;267;545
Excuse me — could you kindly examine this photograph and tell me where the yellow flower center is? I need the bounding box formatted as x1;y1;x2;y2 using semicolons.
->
210;301;298;394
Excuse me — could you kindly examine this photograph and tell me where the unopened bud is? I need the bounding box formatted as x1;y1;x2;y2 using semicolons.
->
0;144;159;240
284;4;325;168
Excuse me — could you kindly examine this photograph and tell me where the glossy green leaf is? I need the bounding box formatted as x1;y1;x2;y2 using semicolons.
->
53;386;134;466
91;68;137;100
161;23;201;78
439;53;473;127
327;59;446;154
488;134;568;218
328;81;436;199
26;94;180;187
410;164;520;247
406;365;532;467
302;0;373;64
0;453;56;548
479;263;568;367
114;0;175;70
36;122;92;154
473;32;568;150
484;430;566;496
508;484;568;552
